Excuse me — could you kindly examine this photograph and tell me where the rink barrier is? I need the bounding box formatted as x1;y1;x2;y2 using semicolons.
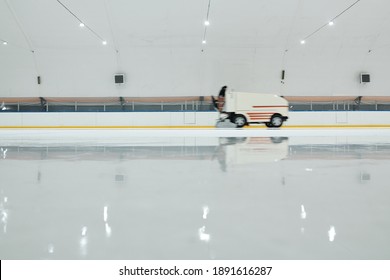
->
1;125;390;129
1;95;390;112
1;111;390;128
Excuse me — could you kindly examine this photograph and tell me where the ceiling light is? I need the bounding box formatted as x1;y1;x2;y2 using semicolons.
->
2;41;7;45
328;21;334;26
57;0;106;45
202;40;206;44
204;20;210;26
300;40;306;44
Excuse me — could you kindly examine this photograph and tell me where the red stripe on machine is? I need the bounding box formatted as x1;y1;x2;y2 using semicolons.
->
252;105;289;108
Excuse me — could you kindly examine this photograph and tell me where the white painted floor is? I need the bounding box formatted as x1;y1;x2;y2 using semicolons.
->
0;129;390;259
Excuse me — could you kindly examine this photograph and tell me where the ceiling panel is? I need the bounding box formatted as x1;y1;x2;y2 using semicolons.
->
1;0;388;51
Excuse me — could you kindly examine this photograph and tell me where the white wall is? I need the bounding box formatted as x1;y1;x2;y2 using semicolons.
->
0;0;389;98
0;46;390;97
1;45;389;98
0;0;390;98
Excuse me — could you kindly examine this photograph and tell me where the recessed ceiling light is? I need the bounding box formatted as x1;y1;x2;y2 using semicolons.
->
328;21;334;26
102;40;107;45
2;41;7;45
202;40;206;44
79;22;85;27
300;40;306;44
204;20;210;26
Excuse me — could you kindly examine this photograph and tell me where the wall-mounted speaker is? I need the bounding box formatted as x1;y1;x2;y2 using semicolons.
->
360;73;370;83
115;74;124;84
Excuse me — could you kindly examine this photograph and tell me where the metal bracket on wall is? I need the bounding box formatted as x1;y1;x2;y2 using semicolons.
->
119;97;125;111
354;96;362;111
39;97;47;112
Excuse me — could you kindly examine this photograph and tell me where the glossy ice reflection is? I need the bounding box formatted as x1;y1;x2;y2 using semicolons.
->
0;132;390;259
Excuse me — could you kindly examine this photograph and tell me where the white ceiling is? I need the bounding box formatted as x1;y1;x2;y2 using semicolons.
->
1;0;389;51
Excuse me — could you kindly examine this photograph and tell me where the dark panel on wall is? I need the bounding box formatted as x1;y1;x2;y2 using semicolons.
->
115;74;124;84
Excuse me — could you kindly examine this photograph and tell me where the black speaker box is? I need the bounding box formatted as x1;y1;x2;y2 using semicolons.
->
361;73;370;83
115;74;124;84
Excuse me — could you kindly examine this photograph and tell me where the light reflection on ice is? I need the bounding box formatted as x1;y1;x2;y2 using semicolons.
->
328;226;336;242
202;206;209;220
198;226;210;242
300;205;307;219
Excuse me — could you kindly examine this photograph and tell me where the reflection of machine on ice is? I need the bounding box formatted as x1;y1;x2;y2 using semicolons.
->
214;137;289;171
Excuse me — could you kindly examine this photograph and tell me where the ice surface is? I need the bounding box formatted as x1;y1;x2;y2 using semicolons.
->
1;129;390;259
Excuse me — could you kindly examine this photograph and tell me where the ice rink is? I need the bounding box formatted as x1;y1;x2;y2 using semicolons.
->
1;128;390;259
